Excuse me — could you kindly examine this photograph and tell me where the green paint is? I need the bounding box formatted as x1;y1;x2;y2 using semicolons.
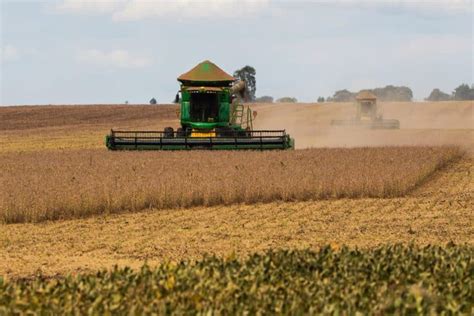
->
106;61;294;150
201;62;210;72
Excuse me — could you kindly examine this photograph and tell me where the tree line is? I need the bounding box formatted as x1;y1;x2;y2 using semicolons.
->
269;83;473;104
146;63;473;103
235;64;472;103
233;66;473;103
323;86;414;103
425;84;474;101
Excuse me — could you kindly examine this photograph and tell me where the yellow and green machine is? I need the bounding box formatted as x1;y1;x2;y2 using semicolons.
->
331;91;400;129
106;60;294;150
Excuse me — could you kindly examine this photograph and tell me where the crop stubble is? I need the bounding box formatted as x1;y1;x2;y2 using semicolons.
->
0;157;472;278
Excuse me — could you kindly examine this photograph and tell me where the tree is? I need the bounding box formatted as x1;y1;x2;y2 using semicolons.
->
317;96;325;103
453;83;474;100
329;85;414;102
233;66;256;102
332;89;355;102
425;89;451;101
255;96;273;103
149;98;157;105
372;85;413;101
276;97;297;103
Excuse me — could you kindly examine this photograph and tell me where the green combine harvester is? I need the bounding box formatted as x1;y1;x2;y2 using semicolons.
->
106;60;294;150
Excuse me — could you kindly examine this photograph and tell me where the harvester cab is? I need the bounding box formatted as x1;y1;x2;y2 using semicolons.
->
357;99;378;121
331;91;400;129
106;60;294;150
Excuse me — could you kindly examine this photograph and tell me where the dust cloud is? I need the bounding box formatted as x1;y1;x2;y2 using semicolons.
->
252;101;474;153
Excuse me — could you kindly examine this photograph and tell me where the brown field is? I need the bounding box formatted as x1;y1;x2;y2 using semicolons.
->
0;146;461;223
254;101;473;151
0;101;472;153
0;157;472;278
0;101;472;278
0;104;178;152
0;104;178;131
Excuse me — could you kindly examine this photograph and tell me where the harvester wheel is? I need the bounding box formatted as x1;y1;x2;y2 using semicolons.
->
177;127;185;137
164;127;174;138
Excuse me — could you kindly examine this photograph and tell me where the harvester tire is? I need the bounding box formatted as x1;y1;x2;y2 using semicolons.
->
164;127;174;138
185;127;192;137
177;127;185;137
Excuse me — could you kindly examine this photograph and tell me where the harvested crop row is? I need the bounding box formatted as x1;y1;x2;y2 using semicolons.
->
0;104;178;131
1;244;472;314
0;146;462;223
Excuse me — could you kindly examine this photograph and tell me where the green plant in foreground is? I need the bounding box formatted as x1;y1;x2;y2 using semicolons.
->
0;244;472;315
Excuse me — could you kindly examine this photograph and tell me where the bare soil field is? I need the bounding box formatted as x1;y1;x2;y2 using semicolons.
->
0;157;472;278
0;104;178;152
0;104;178;131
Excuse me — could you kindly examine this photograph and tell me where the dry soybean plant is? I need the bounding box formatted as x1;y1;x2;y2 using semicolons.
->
0;146;462;223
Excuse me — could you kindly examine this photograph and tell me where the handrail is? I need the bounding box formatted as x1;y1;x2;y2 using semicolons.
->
111;130;286;134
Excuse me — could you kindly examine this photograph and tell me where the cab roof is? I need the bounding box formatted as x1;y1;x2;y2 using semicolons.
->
178;60;235;84
356;90;377;100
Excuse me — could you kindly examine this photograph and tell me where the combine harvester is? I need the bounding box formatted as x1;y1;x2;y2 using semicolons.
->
106;60;294;150
331;91;400;129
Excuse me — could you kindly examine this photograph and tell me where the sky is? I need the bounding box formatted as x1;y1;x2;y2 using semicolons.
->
0;0;472;105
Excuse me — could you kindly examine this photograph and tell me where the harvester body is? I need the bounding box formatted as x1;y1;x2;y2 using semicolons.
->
106;60;294;150
331;91;400;129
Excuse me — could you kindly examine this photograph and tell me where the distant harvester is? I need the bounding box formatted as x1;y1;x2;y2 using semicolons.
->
331;90;400;129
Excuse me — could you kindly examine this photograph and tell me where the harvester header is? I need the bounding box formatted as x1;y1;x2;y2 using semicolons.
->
106;60;294;150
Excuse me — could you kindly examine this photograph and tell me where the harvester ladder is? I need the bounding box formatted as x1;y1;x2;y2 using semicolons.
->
231;103;245;125
231;103;253;130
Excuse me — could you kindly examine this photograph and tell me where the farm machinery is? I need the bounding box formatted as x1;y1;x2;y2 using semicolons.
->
106;60;294;150
331;91;400;129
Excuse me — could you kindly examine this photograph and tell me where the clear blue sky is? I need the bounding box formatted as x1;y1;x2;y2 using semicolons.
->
0;0;472;104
